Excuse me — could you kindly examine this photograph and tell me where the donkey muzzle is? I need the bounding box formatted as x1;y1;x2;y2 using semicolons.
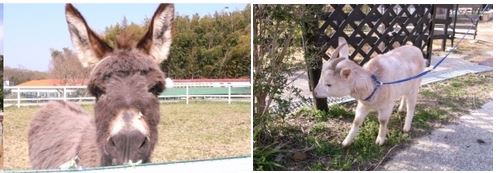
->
105;109;151;165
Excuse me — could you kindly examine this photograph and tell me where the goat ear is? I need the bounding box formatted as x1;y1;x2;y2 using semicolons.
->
338;37;349;58
137;4;175;64
65;3;113;67
340;68;351;79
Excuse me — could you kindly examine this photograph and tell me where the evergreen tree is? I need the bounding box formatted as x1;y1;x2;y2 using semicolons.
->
101;5;251;79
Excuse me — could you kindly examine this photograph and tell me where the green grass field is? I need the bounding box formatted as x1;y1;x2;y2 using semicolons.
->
3;102;251;169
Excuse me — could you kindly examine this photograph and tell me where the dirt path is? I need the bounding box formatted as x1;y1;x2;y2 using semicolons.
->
378;101;492;171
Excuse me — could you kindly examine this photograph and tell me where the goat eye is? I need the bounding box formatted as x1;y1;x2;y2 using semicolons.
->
326;84;332;87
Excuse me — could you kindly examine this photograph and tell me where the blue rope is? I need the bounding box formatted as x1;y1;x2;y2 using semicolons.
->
363;4;489;101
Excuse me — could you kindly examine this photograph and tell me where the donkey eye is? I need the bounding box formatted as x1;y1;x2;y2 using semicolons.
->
89;85;105;98
326;84;332;87
149;82;165;95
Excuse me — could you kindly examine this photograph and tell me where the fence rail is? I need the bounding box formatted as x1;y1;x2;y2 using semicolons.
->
4;83;252;108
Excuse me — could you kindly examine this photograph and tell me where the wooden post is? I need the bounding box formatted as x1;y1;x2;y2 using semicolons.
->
473;5;480;40
63;87;67;101
451;5;458;47
428;5;436;67
17;87;21;108
186;86;189;104
304;4;328;111
228;85;232;104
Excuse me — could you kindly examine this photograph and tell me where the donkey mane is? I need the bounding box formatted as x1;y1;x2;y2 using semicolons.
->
115;32;137;50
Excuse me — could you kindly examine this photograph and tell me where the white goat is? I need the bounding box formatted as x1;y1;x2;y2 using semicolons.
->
314;37;425;147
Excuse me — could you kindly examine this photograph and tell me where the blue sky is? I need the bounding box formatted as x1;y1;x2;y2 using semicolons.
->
0;4;3;54
4;3;248;71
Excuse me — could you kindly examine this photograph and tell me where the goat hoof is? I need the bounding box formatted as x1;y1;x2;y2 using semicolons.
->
341;140;353;147
375;137;386;145
403;126;411;132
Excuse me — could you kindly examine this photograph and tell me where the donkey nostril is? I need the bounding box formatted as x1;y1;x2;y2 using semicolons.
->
139;137;148;149
110;137;116;147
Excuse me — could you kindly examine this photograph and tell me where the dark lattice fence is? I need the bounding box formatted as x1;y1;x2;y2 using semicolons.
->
316;4;434;66
307;4;436;111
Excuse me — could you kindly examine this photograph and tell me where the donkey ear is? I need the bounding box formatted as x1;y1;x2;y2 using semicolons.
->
65;4;113;67
137;4;175;64
338;37;349;58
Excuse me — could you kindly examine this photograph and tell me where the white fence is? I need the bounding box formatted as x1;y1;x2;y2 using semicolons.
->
4;83;251;108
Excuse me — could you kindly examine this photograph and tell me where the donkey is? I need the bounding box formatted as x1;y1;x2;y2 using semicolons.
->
28;4;174;168
314;37;425;147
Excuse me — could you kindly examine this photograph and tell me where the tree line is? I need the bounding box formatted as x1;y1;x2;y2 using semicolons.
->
4;5;251;86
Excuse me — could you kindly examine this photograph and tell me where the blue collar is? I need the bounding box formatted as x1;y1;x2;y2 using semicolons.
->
363;74;384;101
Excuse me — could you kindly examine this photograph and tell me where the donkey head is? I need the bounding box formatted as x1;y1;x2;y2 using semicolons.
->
65;4;174;165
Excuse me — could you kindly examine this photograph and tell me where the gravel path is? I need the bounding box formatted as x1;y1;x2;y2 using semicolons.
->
378;101;493;171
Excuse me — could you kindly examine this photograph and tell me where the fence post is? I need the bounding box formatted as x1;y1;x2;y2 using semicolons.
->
63;87;67;101
228;85;232;104
186;85;189;104
304;4;329;111
17;87;21;108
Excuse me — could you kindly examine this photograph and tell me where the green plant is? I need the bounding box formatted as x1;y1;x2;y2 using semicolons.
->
328;104;355;118
253;143;286;171
310;122;328;135
309;162;327;171
311;104;354;121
